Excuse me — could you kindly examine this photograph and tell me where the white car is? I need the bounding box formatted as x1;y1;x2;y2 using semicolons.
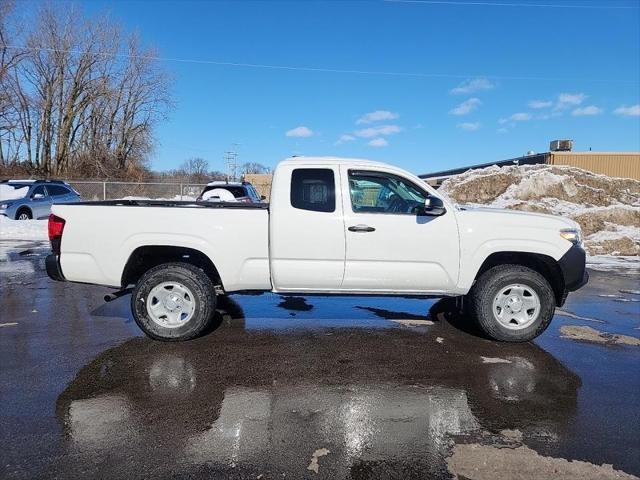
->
46;157;587;342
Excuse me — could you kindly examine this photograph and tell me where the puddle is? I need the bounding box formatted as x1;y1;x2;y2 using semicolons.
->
277;296;314;312
356;305;432;321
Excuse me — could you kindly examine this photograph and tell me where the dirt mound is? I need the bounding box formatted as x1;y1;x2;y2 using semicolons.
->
439;164;640;257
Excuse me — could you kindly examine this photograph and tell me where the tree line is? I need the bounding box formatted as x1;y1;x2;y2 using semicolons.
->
0;2;171;179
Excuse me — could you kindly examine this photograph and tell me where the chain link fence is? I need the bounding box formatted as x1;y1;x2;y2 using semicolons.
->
65;181;208;201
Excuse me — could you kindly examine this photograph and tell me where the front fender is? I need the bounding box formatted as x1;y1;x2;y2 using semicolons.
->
457;238;570;291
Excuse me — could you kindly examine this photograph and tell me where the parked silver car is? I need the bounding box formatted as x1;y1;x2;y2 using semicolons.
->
0;180;81;220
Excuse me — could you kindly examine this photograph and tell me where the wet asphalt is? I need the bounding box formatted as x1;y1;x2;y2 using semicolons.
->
0;240;639;479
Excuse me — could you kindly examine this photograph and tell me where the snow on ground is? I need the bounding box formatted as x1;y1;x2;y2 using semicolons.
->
0;216;48;241
439;164;640;257
586;255;640;272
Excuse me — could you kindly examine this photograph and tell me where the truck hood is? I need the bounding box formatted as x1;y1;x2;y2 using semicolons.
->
457;204;579;230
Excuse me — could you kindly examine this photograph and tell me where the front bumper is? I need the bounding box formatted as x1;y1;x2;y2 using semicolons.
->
46;254;65;281
558;244;589;292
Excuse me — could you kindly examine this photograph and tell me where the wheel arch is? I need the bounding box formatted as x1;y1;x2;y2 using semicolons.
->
121;245;223;290
15;205;32;219
473;251;565;306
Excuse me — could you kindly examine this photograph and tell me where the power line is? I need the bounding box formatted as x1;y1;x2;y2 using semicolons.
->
384;0;639;9
2;44;638;84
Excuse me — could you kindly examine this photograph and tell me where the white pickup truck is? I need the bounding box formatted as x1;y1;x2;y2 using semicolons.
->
46;157;587;342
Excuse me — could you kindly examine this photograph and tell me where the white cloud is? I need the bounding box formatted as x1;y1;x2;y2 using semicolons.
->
497;127;509;134
457;122;481;131
356;110;399;124
499;112;531;124
528;100;553;109
354;124;402;138
450;78;495;95
335;134;356;145
449;97;482;116
368;138;388;147
555;93;587;110
286;126;314;138
572;105;602;116
613;104;640;117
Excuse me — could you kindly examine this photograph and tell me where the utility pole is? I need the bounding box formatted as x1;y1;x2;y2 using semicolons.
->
223;143;239;181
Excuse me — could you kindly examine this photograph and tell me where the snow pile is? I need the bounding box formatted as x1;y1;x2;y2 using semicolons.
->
0;184;29;201
439;164;640;257
0;215;48;241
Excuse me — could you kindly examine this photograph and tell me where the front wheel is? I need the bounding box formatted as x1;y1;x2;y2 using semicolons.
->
131;262;217;341
467;264;556;342
16;208;32;220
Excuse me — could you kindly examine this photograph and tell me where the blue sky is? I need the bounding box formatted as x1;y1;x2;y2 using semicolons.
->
65;1;640;173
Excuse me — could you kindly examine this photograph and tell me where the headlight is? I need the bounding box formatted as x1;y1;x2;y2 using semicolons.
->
0;203;10;209
560;228;582;246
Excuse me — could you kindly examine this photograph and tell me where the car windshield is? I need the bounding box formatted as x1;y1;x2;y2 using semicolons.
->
0;183;31;201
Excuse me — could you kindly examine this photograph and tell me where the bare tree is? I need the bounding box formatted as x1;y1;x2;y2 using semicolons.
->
240;162;271;174
178;157;210;183
0;0;26;165
0;3;172;178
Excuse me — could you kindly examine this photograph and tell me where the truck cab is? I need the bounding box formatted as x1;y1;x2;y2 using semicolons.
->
268;158;460;294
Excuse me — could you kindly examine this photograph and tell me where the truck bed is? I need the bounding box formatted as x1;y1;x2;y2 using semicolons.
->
52;201;271;291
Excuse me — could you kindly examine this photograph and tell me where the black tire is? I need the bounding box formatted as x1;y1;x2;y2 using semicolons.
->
131;262;217;341
467;264;555;342
15;208;32;220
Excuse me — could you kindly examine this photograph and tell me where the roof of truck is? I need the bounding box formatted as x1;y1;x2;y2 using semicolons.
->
280;156;389;168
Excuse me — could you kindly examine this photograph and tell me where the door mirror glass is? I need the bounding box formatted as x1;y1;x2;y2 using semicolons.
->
423;196;446;216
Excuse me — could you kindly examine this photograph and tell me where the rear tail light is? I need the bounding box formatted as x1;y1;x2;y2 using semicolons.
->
48;214;65;254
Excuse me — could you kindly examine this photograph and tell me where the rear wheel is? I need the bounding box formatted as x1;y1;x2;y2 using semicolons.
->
467;264;555;342
131;262;217;341
15;208;32;220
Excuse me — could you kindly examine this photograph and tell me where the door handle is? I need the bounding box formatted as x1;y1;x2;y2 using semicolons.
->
348;224;375;232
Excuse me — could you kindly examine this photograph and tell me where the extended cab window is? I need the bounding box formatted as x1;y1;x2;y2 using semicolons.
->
349;170;427;214
290;168;335;212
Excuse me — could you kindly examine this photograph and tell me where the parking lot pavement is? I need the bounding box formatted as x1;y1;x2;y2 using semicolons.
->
1;240;639;479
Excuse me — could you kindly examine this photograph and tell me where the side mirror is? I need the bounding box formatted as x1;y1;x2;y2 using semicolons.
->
422;196;446;216
32;193;45;200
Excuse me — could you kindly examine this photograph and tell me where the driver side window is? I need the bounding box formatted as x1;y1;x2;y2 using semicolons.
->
348;170;427;215
32;185;48;198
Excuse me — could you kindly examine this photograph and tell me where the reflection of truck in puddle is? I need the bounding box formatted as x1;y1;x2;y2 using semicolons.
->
55;301;581;478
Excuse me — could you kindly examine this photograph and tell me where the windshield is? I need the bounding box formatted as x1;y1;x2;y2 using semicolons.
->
0;183;31;201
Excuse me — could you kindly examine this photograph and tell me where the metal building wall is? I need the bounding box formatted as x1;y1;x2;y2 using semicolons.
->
548;152;640;180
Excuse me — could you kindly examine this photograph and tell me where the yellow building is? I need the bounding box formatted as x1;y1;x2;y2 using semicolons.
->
420;144;640;187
